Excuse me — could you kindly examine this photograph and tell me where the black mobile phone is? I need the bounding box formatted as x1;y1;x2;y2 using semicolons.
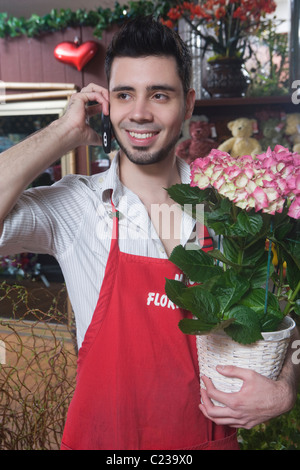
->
100;112;112;154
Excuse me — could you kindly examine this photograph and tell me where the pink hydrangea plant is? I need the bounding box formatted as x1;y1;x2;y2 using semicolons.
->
166;145;300;343
191;145;300;220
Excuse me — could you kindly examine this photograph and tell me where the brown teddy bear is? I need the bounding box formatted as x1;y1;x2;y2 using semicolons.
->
176;120;216;164
218;117;261;157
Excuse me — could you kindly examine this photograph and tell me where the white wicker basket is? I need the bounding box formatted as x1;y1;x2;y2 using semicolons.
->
196;316;296;406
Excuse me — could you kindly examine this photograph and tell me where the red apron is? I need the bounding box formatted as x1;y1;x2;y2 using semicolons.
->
61;202;239;450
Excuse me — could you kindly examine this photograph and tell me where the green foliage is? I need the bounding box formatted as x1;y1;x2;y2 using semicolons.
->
247;18;289;97
0;2;173;39
165;184;300;344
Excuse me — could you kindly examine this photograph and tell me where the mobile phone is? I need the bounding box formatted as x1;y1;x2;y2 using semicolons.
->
101;112;112;154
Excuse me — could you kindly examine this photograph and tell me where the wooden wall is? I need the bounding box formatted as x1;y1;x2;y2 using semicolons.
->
0;25;119;174
0;26;118;88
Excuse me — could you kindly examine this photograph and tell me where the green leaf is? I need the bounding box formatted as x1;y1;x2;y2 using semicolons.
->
243;239;267;266
276;223;300;272
222;237;241;264
178;318;216;335
223;237;266;267
206;221;229;235
294;299;300;316
225;305;263;344
274;220;294;240
206;249;233;266
206;198;231;223
164;279;187;310
260;314;283;332
239;287;283;331
235;211;263;236
240;252;272;288
179;285;220;322
169;244;223;282
240;287;280;313
211;318;236;331
284;250;300;288
178;317;235;336
210;270;250;314
166;184;211;207
206;249;242;269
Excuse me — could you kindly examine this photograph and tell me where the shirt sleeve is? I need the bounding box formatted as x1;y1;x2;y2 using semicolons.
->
0;175;85;258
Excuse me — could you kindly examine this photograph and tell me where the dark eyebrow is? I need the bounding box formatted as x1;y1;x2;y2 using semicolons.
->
147;85;177;92
111;85;177;93
111;86;135;92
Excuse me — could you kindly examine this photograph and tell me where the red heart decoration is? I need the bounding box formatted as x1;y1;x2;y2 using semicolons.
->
54;41;99;71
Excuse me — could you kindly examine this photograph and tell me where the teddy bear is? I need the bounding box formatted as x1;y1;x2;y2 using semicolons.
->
218;117;262;158
176;120;216;164
259;118;289;152
285;113;300;153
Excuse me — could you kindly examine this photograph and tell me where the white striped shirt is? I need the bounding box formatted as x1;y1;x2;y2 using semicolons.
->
0;155;197;348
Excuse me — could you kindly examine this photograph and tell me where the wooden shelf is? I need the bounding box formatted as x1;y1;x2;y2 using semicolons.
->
195;95;292;108
193;94;297;125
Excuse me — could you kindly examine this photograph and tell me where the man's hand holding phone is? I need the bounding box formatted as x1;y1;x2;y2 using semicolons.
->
60;83;111;150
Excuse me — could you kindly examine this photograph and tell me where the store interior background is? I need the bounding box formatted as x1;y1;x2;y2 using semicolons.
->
0;0;295;299
0;0;290;23
1;0;300;452
1;0;291;30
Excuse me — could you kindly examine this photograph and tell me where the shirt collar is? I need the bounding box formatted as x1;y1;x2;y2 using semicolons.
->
95;152;195;249
176;154;192;184
99;152;192;205
100;153;123;205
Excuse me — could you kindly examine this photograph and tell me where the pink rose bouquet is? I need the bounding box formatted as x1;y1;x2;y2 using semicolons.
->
166;146;300;344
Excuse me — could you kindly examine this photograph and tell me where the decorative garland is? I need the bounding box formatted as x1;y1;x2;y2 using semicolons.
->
0;1;173;39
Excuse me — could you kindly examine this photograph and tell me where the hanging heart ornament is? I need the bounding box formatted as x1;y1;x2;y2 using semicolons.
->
54;40;99;71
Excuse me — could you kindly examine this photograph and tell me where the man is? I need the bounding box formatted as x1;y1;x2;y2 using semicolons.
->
0;16;299;450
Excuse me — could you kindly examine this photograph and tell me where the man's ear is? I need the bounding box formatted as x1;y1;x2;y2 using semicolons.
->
184;88;196;121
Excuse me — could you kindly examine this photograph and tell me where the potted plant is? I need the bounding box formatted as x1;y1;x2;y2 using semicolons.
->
165;146;300;403
162;0;277;98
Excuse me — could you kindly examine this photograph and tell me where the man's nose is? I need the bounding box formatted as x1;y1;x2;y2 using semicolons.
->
129;97;153;122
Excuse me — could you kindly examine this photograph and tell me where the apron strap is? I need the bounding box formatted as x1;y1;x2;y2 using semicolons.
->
111;194;119;240
200;226;214;252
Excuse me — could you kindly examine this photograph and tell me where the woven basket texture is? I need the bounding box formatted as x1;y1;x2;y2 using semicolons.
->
196;316;296;406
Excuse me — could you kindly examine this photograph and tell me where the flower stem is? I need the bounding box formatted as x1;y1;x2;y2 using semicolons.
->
237;248;244;266
264;237;273;314
283;279;300;316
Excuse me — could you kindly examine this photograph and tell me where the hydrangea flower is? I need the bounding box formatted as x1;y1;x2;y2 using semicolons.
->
191;145;300;219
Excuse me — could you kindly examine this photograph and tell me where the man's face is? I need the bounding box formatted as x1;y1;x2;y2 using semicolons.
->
109;55;195;165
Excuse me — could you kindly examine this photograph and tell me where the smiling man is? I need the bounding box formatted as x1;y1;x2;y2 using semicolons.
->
0;16;299;451
109;56;190;166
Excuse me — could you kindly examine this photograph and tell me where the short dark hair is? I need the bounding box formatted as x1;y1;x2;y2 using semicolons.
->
105;16;192;95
